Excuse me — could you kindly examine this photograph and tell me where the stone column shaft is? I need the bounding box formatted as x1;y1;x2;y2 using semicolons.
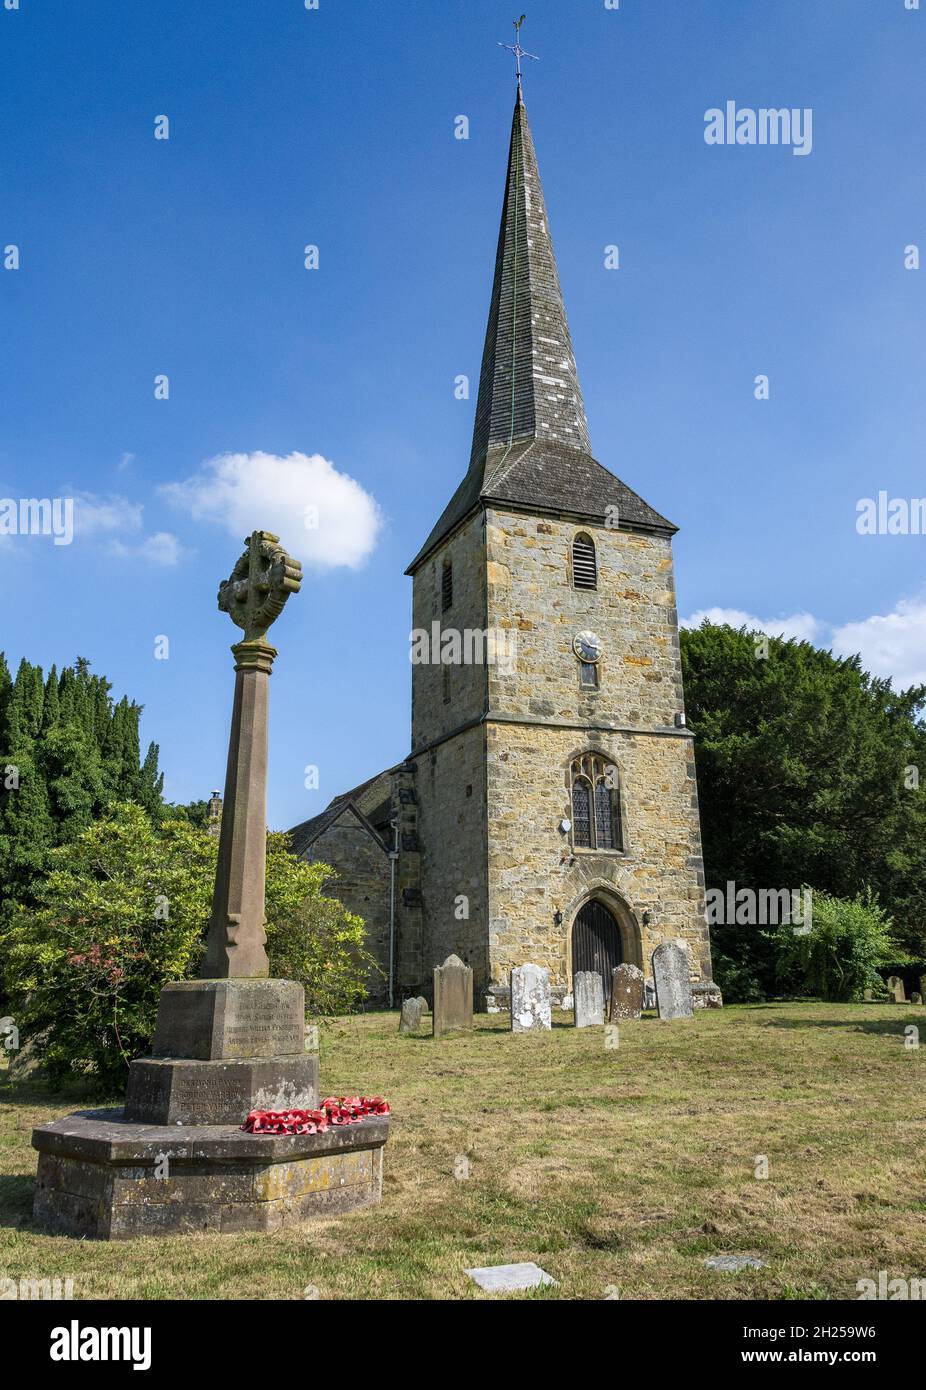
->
201;639;275;978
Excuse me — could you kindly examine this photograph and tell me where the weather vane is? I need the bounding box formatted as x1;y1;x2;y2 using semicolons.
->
498;14;538;87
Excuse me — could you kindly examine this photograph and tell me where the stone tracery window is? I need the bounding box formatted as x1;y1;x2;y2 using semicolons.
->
570;753;622;851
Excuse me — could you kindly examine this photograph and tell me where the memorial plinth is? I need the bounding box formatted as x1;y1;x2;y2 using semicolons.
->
33;1111;387;1238
124;979;318;1124
32;531;388;1238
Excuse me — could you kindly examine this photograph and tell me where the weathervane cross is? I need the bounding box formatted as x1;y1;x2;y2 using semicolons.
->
498;14;538;86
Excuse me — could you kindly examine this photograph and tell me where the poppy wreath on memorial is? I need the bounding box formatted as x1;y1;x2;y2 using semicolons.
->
242;1096;390;1135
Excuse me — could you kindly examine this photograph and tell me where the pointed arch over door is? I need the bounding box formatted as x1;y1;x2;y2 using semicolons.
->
571;899;623;1008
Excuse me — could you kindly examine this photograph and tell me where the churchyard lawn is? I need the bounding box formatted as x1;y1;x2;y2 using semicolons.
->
1;1000;922;1300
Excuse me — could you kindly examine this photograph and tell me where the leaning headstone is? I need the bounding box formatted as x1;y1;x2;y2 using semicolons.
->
399;998;423;1034
433;955;473;1036
573;971;604;1028
510;963;552;1032
888;975;907;1003
652;942;693;1020
910;992;922;1005
610;963;644;1021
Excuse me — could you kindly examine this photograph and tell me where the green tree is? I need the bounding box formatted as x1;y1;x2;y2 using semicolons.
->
1;805;375;1091
681;623;926;998
0;655;166;916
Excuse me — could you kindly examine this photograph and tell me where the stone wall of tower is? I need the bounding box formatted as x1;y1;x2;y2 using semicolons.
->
411;512;488;748
483;507;711;994
484;509;686;724
410;511;491;991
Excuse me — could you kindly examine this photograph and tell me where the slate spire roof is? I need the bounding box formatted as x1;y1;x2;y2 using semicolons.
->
407;87;675;574
470;86;592;464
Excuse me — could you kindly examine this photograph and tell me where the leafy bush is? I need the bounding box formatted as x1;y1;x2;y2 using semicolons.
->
265;832;381;1015
711;950;765;1004
770;889;901;1002
1;804;376;1091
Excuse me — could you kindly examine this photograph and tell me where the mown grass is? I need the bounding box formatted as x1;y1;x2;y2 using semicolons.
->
0;1001;923;1299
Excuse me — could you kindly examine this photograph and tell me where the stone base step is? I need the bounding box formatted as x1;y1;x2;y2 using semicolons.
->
31;1108;387;1239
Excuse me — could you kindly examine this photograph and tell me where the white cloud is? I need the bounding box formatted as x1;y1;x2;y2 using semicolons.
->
109;531;187;567
831;596;926;690
73;493;143;538
683;596;926;691
681;606;824;644
161;451;383;569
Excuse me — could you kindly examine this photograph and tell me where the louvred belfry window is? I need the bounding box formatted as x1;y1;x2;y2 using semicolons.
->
570;753;623;852
572;533;597;590
441;563;453;612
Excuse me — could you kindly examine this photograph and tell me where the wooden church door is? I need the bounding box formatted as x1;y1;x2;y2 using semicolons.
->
571;900;623;1007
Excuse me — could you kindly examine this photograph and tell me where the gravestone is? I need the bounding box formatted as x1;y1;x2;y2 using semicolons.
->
643;979;656;1011
704;1255;766;1273
465;1262;557;1292
652;941;694;1020
911;992;922;1005
433;955;473;1036
610;963;644;1021
415;996;429;1013
573;971;604;1028
920;973;926;1002
32;531;389;1237
888;975;907;1003
399;998;423;1034
510;964;551;1032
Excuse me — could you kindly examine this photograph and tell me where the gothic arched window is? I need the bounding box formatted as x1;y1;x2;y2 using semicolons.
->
572;532;597;590
569;753;623;851
572;776;592;848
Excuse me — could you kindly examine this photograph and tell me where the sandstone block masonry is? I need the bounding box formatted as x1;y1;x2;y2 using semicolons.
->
408;506;713;1002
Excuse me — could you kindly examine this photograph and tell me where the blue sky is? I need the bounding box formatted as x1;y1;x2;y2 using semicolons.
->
1;0;924;830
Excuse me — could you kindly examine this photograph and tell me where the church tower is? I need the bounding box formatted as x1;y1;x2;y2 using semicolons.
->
406;87;717;1008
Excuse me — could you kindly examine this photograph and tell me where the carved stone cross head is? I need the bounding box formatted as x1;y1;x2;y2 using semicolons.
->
217;531;302;643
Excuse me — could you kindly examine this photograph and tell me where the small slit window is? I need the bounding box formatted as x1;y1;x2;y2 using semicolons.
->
441;562;453;612
572;533;597;590
579;661;598;690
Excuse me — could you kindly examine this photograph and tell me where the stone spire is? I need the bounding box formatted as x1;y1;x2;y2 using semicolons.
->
406;87;676;574
469;88;591;468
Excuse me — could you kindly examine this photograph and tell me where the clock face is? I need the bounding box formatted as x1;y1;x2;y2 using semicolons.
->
573;630;602;664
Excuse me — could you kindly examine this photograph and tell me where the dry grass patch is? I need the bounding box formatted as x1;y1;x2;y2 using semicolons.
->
0;1001;923;1299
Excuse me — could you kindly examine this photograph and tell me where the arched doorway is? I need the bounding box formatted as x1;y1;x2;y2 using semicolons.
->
571;899;623;1008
